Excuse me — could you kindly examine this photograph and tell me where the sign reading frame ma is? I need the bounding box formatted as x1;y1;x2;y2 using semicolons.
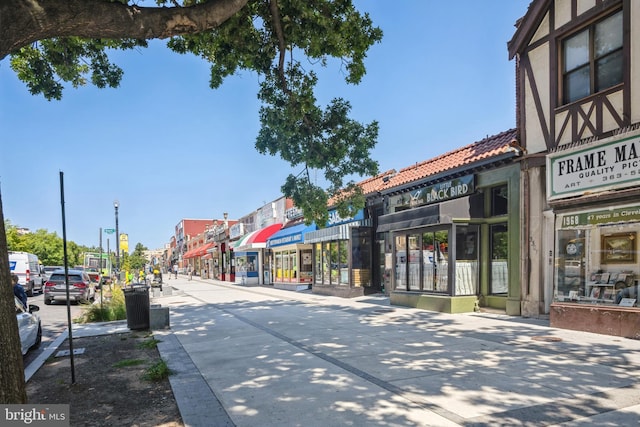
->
547;132;640;200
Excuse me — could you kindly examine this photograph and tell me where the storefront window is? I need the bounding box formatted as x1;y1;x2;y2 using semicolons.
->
323;242;331;285
408;233;421;291
314;243;323;283
395;235;407;290
394;229;449;292
330;241;339;284
490;224;509;294
491;185;508;216
422;230;449;292
455;226;479;295
555;212;640;307
275;252;283;280
338;240;349;285
351;228;372;287
287;251;296;280
300;249;312;282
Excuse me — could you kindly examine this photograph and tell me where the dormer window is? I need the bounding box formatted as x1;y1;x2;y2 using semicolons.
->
562;10;623;104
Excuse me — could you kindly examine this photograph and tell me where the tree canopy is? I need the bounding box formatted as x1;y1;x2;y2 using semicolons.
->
0;0;382;402
2;0;382;224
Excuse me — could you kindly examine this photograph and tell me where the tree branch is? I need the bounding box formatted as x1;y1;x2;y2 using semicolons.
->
268;0;287;89
0;0;249;60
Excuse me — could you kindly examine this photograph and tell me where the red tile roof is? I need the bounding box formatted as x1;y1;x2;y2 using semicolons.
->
379;128;519;191
328;169;397;207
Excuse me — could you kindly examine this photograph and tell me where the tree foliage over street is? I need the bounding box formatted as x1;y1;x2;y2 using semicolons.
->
1;0;382;402
5;221;84;267
1;0;382;225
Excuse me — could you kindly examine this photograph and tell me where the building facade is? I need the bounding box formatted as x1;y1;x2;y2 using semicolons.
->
509;0;640;336
369;130;523;314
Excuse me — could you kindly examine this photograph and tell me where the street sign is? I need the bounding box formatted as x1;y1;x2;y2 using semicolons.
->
104;228;115;234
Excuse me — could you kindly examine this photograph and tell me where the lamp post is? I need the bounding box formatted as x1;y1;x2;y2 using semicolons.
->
114;200;120;276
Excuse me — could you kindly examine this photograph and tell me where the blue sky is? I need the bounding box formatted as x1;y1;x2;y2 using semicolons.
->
0;1;530;251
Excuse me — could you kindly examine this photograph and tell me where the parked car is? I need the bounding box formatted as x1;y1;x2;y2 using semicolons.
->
84;268;101;286
43;265;63;282
15;296;42;355
44;269;95;305
9;251;45;297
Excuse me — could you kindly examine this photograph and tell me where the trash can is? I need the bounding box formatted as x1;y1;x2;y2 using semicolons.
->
124;286;150;330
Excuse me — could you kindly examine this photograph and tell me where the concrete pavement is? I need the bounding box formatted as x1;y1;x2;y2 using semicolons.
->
29;274;640;426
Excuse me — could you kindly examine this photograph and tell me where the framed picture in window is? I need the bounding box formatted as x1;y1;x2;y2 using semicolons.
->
601;232;636;264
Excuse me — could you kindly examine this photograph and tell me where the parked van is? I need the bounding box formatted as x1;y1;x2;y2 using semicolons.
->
9;251;45;296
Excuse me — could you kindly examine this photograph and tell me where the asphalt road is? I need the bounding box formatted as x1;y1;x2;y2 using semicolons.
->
22;290;87;366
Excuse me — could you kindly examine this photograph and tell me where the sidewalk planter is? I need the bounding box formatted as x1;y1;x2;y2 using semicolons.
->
150;304;170;330
550;303;640;339
124;286;150;330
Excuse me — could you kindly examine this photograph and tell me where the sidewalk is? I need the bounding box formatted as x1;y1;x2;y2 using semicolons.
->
28;274;640;426
154;275;640;426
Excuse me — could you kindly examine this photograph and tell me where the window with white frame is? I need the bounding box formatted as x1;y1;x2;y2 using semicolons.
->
562;10;623;104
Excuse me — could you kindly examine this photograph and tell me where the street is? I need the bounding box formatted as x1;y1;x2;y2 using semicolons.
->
22;290;90;367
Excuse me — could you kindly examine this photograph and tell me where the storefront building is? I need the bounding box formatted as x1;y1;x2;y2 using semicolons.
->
372;130;522;314
234;223;283;285
547;132;640;337
211;214;238;282
507;0;640;335
305;208;373;298
266;209;317;291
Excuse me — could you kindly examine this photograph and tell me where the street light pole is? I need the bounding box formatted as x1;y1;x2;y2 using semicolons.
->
114;200;120;277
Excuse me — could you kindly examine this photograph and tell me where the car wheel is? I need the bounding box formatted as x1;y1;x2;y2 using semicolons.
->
44;299;52;305
33;324;42;349
26;283;34;297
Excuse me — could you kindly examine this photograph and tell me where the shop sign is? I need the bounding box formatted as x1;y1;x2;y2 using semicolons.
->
390;175;474;209
229;223;244;239
560;205;640;228
257;202;277;226
326;208;364;226
548;133;640;199
269;232;303;247
285;206;304;220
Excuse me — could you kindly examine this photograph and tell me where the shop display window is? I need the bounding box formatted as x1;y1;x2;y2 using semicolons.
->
555;221;639;307
235;252;258;277
300;249;313;282
314;243;323;283
394;229;449;293
490;224;508;295
455;226;479;295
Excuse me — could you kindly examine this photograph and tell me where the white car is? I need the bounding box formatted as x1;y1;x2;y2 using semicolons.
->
15;297;42;355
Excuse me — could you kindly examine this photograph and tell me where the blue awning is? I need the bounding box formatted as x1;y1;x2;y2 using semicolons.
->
267;223;317;248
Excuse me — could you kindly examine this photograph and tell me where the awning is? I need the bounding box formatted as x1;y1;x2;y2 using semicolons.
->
233;230;257;249
234;223;283;251
376;204;440;233
267;222;317;248
184;243;214;259
183;248;197;259
245;223;282;247
194;243;214;257
304;219;371;243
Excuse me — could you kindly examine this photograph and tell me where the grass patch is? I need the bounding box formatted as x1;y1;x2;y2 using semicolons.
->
76;286;127;323
142;360;172;382
138;338;161;350
113;359;146;368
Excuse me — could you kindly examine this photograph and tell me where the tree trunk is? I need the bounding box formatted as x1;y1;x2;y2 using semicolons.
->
0;191;28;403
0;0;249;60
